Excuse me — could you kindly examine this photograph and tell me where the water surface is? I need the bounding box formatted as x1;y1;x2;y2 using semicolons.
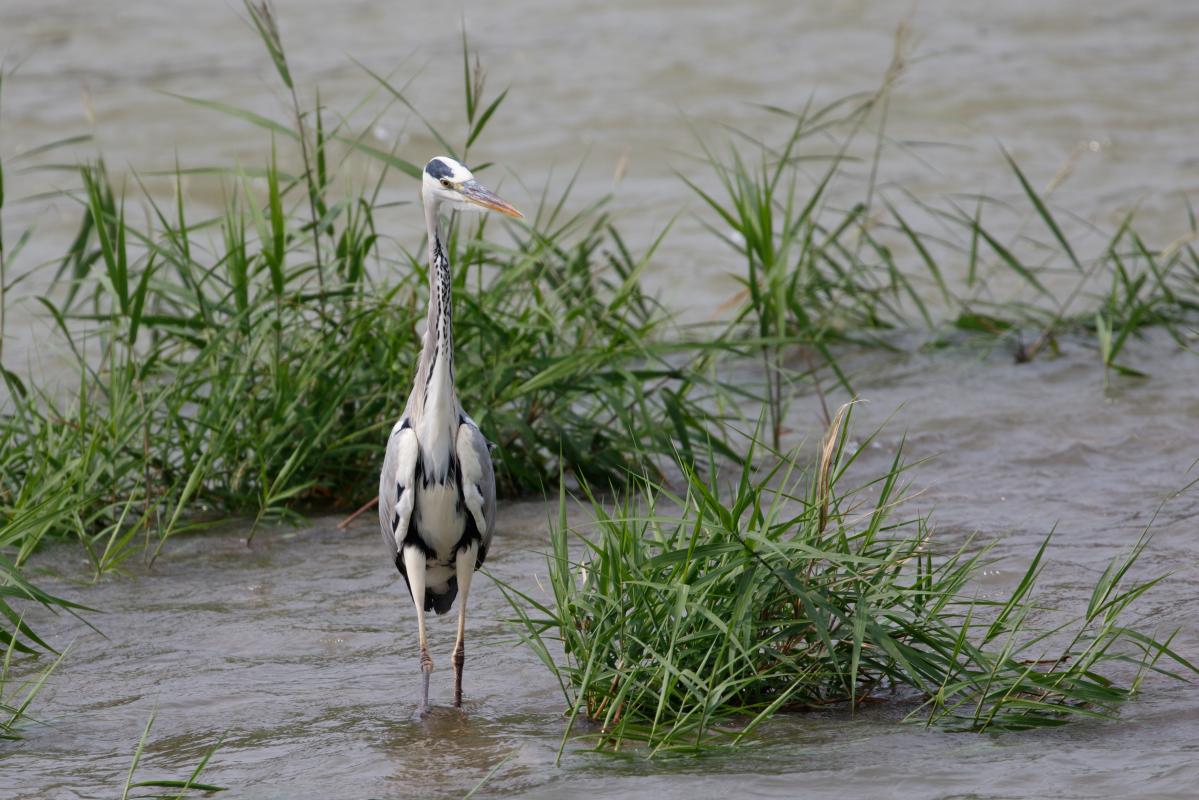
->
2;1;1198;797
6;334;1198;799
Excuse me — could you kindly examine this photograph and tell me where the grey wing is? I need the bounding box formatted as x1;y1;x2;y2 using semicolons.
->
379;418;419;559
378;431;397;553
455;417;496;565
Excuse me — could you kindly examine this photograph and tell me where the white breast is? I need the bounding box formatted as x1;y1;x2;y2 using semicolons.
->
414;479;465;581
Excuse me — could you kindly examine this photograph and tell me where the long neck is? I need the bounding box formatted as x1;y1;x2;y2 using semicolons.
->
410;197;459;436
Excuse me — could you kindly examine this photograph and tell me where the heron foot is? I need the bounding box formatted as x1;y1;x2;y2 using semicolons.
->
419;670;431;717
419;647;433;716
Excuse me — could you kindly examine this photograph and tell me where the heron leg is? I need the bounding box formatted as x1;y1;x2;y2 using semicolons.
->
402;545;434;715
452;543;477;708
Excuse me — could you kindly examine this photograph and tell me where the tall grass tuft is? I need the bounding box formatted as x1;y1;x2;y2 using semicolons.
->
0;4;735;588
503;408;1195;754
890;151;1199;369
683;82;971;437
686;57;1199;385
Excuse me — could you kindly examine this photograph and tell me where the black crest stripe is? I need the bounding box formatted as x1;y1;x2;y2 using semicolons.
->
425;159;455;180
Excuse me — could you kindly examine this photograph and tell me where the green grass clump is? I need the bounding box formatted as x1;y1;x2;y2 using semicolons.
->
915;162;1199;377
681;31;1198;386
685;86;921;445
504;408;1194;754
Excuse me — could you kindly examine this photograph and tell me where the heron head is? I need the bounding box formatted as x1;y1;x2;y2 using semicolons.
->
422;156;523;218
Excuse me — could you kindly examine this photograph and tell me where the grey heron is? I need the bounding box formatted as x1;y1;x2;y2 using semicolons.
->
378;156;521;715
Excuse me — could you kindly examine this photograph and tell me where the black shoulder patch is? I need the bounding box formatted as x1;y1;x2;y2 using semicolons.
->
425;158;454;180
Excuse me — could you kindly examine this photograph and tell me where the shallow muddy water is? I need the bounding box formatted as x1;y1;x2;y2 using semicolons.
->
2;0;1199;797
5;333;1199;799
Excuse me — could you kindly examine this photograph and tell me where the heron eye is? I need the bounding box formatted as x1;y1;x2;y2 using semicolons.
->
440;178;452;188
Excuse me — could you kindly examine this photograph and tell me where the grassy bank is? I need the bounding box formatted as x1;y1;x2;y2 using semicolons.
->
1;1;1196;744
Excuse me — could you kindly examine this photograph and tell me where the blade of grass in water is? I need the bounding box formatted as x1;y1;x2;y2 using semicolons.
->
120;710;226;799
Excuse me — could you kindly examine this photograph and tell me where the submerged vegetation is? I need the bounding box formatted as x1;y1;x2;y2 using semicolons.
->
1;0;1196;751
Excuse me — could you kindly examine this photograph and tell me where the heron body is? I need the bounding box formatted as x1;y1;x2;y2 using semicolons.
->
378;156;521;714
